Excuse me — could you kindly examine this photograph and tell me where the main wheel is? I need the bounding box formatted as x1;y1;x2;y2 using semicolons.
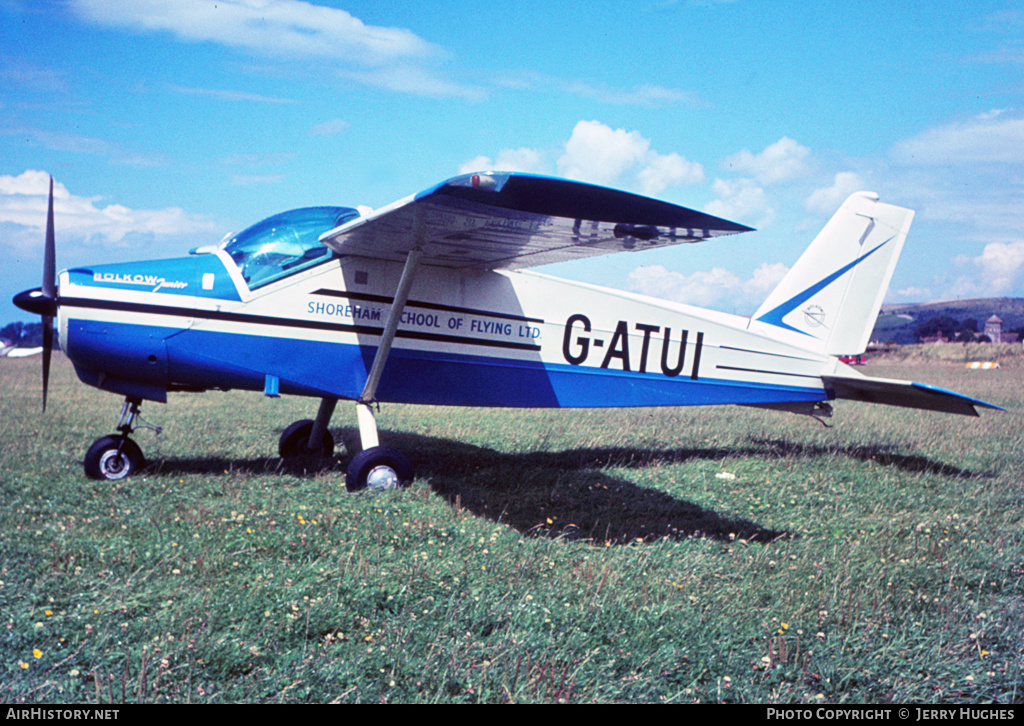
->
84;435;145;481
279;419;334;458
345;446;413;492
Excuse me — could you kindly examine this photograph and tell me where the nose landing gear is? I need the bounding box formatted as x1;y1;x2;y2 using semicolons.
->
84;398;160;481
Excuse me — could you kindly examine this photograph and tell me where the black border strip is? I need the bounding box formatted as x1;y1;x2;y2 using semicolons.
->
60;297;542;352
718;344;819;362
716;364;821;380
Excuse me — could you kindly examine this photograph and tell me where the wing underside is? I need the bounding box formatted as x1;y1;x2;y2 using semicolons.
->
319;172;753;270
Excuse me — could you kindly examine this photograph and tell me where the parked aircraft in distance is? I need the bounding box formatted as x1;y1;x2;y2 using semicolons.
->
13;173;1001;487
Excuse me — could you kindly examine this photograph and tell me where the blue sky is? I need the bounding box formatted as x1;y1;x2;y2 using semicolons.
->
4;0;1024;322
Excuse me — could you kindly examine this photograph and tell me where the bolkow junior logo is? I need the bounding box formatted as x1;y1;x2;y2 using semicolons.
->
93;272;188;293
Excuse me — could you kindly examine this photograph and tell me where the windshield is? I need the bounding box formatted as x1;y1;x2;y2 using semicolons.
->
222;207;358;289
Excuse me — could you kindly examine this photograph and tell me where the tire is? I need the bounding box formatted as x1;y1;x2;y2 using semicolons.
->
345;446;413;492
84;435;145;481
279;419;334;459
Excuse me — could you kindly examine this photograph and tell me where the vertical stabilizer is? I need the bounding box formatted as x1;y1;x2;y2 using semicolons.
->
748;192;914;355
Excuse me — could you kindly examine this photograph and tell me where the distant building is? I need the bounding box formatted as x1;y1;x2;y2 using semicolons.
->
985;315;1003;344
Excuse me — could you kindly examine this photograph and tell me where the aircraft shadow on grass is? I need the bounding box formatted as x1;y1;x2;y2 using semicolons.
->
144;428;988;546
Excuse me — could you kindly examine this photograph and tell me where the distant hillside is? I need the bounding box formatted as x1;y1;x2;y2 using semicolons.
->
872;297;1024;344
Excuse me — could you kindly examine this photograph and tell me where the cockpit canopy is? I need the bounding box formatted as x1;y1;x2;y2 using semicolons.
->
222;207;359;289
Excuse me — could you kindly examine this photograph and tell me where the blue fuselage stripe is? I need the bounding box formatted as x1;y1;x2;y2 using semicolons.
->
62;311;826;408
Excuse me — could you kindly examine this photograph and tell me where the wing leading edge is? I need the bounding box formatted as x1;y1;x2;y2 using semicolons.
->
320;172;753;270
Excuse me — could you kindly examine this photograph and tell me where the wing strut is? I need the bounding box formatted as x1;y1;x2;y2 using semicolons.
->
356;246;423;450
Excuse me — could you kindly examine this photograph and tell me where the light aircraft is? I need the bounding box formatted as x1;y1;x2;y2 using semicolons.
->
4;346;44;358
13;172;1001;488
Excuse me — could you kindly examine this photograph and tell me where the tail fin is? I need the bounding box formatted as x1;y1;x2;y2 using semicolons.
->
748;192;914;355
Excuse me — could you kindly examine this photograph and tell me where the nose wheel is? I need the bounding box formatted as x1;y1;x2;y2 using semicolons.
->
84;435;144;481
83;397;158;481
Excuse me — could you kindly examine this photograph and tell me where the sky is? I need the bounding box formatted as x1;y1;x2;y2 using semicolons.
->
3;0;1024;323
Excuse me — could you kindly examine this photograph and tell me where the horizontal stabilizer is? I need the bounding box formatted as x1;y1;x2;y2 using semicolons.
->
823;375;1003;417
320;172;752;270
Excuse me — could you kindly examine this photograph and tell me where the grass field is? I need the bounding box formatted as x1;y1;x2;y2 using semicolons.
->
1;351;1021;703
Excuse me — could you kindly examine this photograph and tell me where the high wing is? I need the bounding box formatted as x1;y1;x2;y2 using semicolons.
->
319;172;753;270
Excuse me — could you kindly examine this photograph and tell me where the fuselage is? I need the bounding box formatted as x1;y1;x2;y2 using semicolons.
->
51;206;836;410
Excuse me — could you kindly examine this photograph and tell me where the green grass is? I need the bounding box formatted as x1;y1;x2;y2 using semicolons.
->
1;352;1021;703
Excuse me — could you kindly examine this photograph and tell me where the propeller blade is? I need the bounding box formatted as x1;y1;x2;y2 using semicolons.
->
41;176;56;412
42;317;53;412
43;176;55;299
11;175;58;411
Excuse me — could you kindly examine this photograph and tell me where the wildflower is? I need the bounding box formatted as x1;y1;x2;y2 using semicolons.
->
19;661;28;670
33;649;42;659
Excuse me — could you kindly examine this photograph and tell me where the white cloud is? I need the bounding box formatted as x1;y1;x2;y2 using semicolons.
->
169;85;297;104
805;172;867;215
949;240;1024;298
557;121;651;186
71;0;438;63
462;121;704;195
892;286;932;301
0;170;216;254
705;178;773;227
230;174;286;186
564;81;704;109
459;148;549;175
628;261;788;310
747;261;790;297
309;118;350;136
891;109;1024;165
339;65;485;100
556;120;704;193
70;0;480;97
723;137;812;185
636;152;706;195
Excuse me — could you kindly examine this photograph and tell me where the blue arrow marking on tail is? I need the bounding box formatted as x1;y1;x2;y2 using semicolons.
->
755;237;892;336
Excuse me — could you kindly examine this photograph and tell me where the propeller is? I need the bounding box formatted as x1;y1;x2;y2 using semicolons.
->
12;176;58;411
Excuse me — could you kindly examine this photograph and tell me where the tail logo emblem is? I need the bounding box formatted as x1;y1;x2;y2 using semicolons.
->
803;304;826;328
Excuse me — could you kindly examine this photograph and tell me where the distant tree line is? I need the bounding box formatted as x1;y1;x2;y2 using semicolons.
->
914;315;981;342
913;315;1024;343
1;321;43;347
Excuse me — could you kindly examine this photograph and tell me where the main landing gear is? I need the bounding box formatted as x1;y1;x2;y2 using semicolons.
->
84;398;159;481
278;397;414;493
279;245;422;493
